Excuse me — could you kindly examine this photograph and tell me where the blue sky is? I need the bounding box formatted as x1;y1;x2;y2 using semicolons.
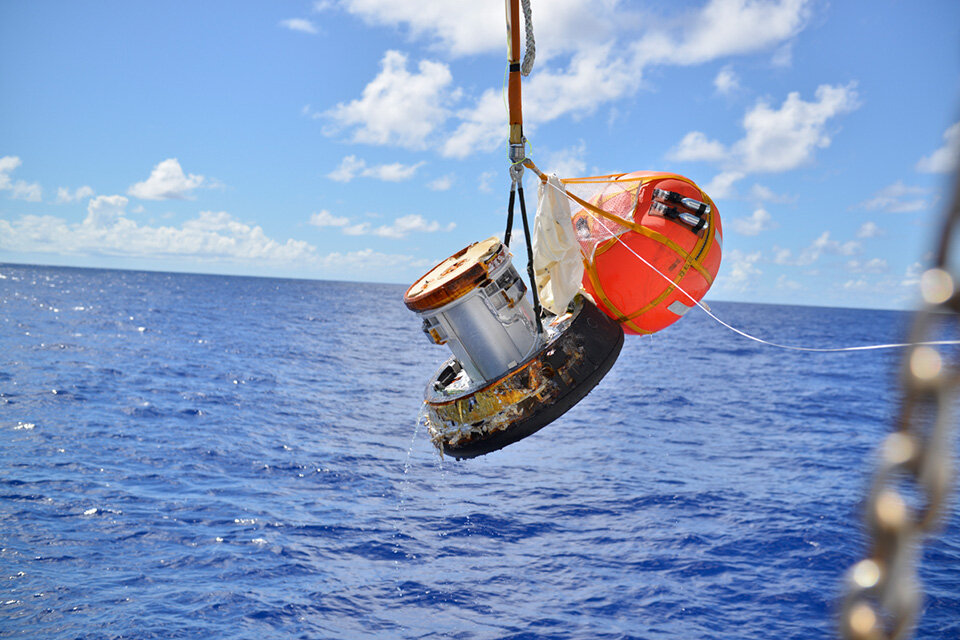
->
1;0;958;309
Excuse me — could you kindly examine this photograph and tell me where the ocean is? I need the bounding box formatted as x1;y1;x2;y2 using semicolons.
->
1;263;958;639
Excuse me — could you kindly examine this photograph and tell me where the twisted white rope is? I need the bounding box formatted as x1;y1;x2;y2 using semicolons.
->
520;0;535;76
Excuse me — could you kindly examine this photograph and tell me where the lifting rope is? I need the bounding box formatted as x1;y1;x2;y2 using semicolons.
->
503;0;542;335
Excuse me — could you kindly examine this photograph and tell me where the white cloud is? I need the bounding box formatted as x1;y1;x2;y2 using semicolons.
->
320;211;455;238
721;249;763;291
776;274;802;290
749;183;794;204
846;257;888;274
279;18;318;34
544;141;588;177
334;0;620;60
631;0;810;67
324;50;454;149
771;43;793;68
128;158;205;200
0;155;43;202
363;214;456;239
326;155;365;182
56;185;95;203
713;65;740;95
443;45;637;158
668;131;728;163
326;155;425;182
0;156;20;187
0;209;314;263
731;208;774;235
856;221;883;238
704;171;745;199
772;231;860;267
855;181;929;213
326;1;812;159
478;170;496;193
796;231;860;265
309;210;350;227
902;262;923;287
916;121;960;174
315;247;432;271
85;195;129;227
772;246;793;264
735;83;859;173
427;175;454;191
669;83;859;195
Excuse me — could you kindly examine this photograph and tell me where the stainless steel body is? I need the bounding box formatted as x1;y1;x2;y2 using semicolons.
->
419;260;542;383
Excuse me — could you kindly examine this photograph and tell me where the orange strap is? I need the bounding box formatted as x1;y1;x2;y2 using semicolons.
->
506;0;523;145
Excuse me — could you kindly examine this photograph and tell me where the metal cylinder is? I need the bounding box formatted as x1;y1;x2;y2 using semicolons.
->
404;237;542;383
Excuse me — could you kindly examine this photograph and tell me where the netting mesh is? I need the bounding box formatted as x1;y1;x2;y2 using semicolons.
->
562;176;644;262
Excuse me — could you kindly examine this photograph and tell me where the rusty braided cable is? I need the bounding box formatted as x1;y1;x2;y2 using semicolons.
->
839;167;960;640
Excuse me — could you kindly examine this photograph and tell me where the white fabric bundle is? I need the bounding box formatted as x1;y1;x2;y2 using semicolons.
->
532;174;584;315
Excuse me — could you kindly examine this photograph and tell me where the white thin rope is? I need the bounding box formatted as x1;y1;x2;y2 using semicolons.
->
544;178;960;353
520;0;535;76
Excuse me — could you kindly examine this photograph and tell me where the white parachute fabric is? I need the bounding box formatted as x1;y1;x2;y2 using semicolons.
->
532;174;584;315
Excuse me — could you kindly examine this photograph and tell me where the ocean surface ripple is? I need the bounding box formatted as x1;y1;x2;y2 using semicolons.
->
1;264;957;639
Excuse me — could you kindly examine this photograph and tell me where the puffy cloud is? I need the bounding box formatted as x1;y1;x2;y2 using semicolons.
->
776;274;802;290
796;231;860;265
856;221;883;238
324;50;454;149
670;83;859;192
544;141;588;177
326;155;425;182
916;121;960;174
735;83;859;173
85;195;129;227
315;247;432;271
668;131;728;163
721;249;763;291
325;1;812;159
0;155;43;202
342;213;455;239
309;210;350;227
334;0;620;60
631;0;810;67
0;209;314;263
443;46;637;158
855;181;929;213
279;18;318;34
704;171;745;199
478;170;496;193
749;183;794;204
902;262;923;288
714;66;739;95
730;208;774;236
846;257;888;274
56;185;95;203
128;158;205;200
427;175;453;191
771;231;860;267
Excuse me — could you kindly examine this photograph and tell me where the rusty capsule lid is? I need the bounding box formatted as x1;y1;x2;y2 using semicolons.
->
404;237;507;312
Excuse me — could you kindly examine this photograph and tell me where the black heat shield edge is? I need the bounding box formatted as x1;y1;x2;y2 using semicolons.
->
443;299;624;459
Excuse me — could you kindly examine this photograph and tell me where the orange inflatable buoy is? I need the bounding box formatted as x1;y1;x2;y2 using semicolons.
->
565;171;722;335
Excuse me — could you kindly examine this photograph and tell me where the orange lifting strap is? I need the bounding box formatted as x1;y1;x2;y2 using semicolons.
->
505;0;524;146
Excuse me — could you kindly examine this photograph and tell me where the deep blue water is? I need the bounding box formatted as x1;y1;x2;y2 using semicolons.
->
1;263;958;640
